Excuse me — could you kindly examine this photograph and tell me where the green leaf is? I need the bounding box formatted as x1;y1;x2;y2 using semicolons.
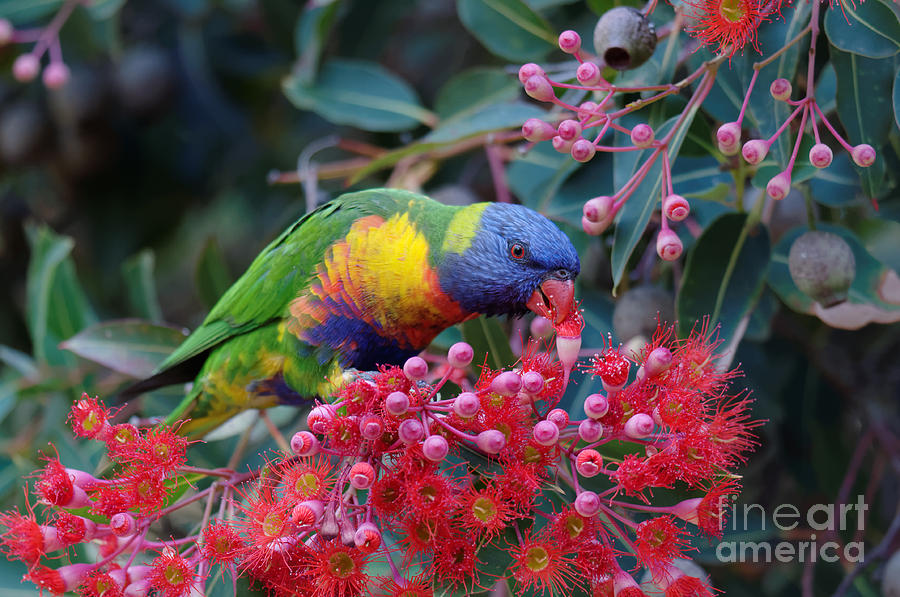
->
456;0;557;62
671;156;732;201
282;59;435;132
894;62;900;131
122;249;164;323
25;224;97;367
695;1;810;164
292;0;342;84
86;0;126;20
508;142;584;213
808;153;862;207
425;102;545;144
855;217;900;273
767;224;900;328
0;345;38;379
830;46;895;197
461;316;517;370
677;213;771;341
195;237;234;311
60;319;189;378
434;67;520;120
824;0;900;59
610;102;702;289
0;0;61;23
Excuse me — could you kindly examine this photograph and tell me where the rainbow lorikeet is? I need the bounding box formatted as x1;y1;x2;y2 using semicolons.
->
123;189;579;436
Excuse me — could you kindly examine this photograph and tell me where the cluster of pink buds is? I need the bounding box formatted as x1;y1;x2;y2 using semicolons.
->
0;0;85;90
716;1;874;201
519;26;717;263
1;316;760;595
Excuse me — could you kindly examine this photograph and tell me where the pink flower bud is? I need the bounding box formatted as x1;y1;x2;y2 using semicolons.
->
397;419;424;444
518;63;545;84
521;371;545;394
524;75;555;102
644;347;673;377
584;393;609;419
476;429;506;454
571;139;596;162
447;341;474;369
354;522;382;553
547;408;569;429
576;449;603;477
530;315;553;338
307;405;334;434
13;54;40;82
292;500;324;526
741;139;768;165
624;413;654;439
0;19;13;45
577;101;601;122
385;391;410;416
558;30;582;54
809;143;833;168
422;435;449;462
552;135;574;153
578;418;603;442
453;392;480;418
532;420;560;446
43;62;70;90
583;196;614;223
491;371;522;396
359;414;384;440
349;462;376;489
574;490;600;517
716;122;741;156
769;78;792;101
582;214;611;235
766;171;791;200
291;431;319;456
656;229;683;261
403;356;428;380
576;61;603;86
851;143;876;167
630;123;654;148
663;194;690;222
522;118;556;142
557;119;582;141
110;513;137;537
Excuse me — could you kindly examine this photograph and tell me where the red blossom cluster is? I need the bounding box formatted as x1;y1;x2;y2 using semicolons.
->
1;319;759;596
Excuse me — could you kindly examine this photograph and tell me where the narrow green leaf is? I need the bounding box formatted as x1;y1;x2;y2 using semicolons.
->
677;213;771;341
824;0;900;59
122;249;164;323
461;316;517;370
425;102;545;144
87;0;126;20
292;0;342;84
25;224;96;367
61;319;189;378
434;67;520;119
830;46;895;197
457;0;556;62
0;345;38;379
195;237;234;311
0;0;61;23
283;59;435;132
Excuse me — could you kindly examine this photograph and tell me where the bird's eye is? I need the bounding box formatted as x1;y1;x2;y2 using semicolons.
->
509;242;527;260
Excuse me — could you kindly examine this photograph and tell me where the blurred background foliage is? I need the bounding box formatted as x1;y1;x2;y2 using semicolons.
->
0;0;898;595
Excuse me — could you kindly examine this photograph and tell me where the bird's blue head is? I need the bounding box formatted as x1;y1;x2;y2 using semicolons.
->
438;202;580;322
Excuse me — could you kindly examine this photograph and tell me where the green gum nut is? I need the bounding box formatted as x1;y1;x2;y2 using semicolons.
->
788;231;856;308
593;7;657;71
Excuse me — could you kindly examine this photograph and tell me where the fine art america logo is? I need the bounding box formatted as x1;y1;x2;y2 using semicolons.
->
715;495;867;563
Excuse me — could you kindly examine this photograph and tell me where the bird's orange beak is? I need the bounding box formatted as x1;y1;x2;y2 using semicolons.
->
526;278;575;324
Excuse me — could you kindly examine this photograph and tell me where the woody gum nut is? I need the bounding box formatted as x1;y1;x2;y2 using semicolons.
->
477;429;507;454
656;229;683;261
574;490;601;517
453;392;480;417
593;6;657;71
624;413;655;439
741;139;768;165
788;230;856;307
447;341;474;368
